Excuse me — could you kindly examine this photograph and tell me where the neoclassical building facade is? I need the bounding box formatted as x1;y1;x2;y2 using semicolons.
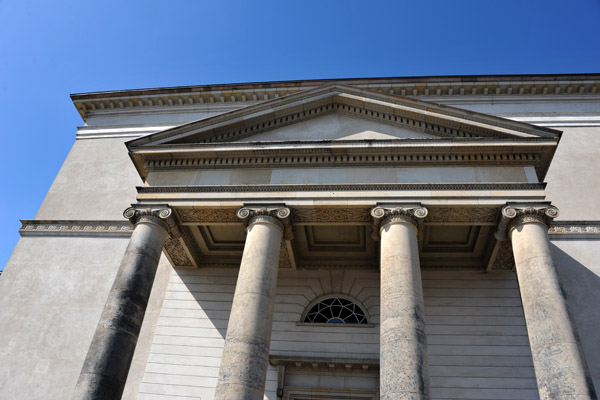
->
1;75;600;400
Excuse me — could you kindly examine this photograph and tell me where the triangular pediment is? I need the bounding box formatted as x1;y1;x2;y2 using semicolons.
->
235;113;439;142
128;84;560;147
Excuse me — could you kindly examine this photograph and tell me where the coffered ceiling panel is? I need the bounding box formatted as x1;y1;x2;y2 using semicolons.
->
169;208;502;270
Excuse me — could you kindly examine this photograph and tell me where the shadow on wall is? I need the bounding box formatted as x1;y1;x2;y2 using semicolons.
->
551;244;600;393
171;268;235;341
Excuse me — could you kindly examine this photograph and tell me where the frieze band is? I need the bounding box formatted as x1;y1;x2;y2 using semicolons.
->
19;220;133;237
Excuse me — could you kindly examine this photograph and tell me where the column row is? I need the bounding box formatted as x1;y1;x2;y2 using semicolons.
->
71;203;596;400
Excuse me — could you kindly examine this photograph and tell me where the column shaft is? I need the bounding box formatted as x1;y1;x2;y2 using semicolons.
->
511;221;597;399
215;216;283;400
72;214;169;400
379;220;430;400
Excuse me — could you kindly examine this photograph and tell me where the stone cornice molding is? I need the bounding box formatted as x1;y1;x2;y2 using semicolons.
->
73;74;600;122
269;355;379;373
123;205;180;238
548;221;600;240
19;220;133;237
136;138;557;178
370;204;428;240
495;203;560;240
237;204;292;239
139;182;546;194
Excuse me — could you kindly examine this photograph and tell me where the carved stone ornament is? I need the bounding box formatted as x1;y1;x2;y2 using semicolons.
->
488;240;516;271
164;237;193;267
292;208;371;223
549;222;600;239
236;204;293;239
123;205;180;238
19;220;133;237
370;204;428;240
426;207;499;223
176;208;238;223
495;203;559;240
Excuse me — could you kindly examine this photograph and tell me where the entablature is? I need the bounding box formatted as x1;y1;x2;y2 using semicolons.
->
131;138;557;182
132;200;536;273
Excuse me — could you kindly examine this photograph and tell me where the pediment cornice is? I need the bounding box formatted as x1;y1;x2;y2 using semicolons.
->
126;84;559;148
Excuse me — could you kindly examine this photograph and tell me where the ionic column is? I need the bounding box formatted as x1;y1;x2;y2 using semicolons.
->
497;204;597;400
215;205;291;400
372;204;431;400
72;206;177;400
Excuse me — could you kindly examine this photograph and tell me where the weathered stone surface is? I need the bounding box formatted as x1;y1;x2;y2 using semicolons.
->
378;213;430;400
215;211;285;400
72;213;169;400
511;220;597;400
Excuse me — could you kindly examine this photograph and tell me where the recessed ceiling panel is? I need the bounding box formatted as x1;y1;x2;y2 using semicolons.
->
420;225;496;269
192;225;246;257
422;226;480;253
293;225;376;268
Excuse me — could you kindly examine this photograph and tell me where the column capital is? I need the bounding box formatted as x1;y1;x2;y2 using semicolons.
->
370;203;428;240
237;204;292;239
495;203;559;240
123;205;180;238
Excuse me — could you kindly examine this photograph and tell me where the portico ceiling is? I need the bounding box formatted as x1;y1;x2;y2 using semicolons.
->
162;205;514;272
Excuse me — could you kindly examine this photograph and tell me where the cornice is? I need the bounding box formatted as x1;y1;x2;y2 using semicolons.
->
140;144;551;174
548;221;600;240
72;74;600;122
138;182;546;194
136;136;558;153
130;138;558;182
19;220;133;237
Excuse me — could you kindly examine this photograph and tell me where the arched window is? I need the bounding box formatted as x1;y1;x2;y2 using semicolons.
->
303;297;368;324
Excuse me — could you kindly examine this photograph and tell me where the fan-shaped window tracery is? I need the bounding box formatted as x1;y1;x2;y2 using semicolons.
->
303;297;368;324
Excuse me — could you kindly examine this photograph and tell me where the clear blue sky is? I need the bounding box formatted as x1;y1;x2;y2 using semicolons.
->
1;0;599;269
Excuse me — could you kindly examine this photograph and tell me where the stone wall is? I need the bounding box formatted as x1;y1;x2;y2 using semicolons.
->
136;269;537;400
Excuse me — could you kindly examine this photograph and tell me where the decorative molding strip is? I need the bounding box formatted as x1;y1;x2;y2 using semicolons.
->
269;355;379;372
138;182;546;193
176;208;239;223
19;220;133;237
427;207;500;223
145;151;543;171
549;221;600;239
292;208;372;223
173;206;504;225
73;75;600;122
